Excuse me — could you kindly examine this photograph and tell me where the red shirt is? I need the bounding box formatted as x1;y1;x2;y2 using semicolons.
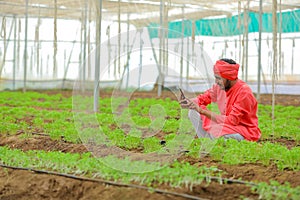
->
196;79;261;141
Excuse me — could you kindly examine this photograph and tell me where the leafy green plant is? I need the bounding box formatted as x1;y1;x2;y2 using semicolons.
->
0;146;223;189
142;137;161;153
252;181;300;200
209;139;300;170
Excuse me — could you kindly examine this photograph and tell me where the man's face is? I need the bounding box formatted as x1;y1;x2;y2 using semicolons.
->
214;74;230;90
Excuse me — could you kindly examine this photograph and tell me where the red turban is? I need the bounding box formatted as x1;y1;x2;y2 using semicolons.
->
213;60;240;80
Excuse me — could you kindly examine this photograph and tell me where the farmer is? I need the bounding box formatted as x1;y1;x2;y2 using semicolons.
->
180;58;261;142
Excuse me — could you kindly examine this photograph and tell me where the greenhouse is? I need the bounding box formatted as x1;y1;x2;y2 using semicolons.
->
0;0;300;199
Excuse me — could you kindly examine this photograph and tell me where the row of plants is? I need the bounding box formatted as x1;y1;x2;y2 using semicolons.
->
188;139;300;171
0;146;222;188
0;146;299;199
258;104;300;140
0;91;72;110
1;91;299;140
1;105;299;171
2;98;300;141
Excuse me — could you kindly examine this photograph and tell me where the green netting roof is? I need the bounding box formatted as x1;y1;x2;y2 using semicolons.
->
148;9;300;38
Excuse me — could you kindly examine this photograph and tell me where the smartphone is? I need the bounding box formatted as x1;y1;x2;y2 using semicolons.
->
179;88;186;99
179;88;188;104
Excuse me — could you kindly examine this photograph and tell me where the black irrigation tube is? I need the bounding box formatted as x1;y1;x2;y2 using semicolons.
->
0;163;207;200
0;162;259;187
0;163;260;199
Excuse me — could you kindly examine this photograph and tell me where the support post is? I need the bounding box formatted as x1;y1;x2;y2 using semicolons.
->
271;0;278;123
138;29;143;89
180;7;184;88
82;0;88;91
157;0;165;97
53;0;58;78
94;0;102;112
13;16;17;90
23;0;29;92
257;0;263;101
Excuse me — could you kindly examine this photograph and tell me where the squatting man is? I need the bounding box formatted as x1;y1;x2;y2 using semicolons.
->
179;58;261;142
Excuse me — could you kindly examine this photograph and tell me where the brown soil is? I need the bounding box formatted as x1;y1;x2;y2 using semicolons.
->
0;90;299;200
43;88;300;106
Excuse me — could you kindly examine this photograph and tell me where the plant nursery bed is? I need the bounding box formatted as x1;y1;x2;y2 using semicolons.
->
0;90;299;200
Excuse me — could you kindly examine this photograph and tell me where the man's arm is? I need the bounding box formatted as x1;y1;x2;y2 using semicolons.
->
186;91;253;126
198;109;217;121
184;100;218;122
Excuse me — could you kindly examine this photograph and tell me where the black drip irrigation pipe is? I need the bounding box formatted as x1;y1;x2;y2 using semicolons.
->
0;163;258;200
0;163;207;200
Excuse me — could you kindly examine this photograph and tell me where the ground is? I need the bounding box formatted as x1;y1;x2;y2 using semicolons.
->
0;90;299;200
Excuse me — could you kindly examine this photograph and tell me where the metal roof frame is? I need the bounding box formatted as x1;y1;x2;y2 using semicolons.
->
1;0;300;25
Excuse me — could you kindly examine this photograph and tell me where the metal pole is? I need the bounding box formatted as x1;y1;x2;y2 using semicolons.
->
238;1;242;71
40;52;43;77
88;5;92;80
53;0;57;78
138;30;143;89
125;13;130;90
291;39;294;74
0;17;6;78
107;26;111;77
46;54;49;75
192;20;196;76
245;0;249;82
164;4;168;76
186;22;189;82
257;0;263;101
79;10;83;87
157;0;164;97
0;16;14;78
118;0;121;76
278;0;282;77
94;0;102;112
180;7;184;88
17;19;21;74
64;50;66;74
13;16;17;90
83;0;88;91
271;0;278;122
23;0;29;92
35;9;41;77
30;47;33;74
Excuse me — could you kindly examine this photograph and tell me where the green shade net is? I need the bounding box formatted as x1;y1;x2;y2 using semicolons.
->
148;9;300;38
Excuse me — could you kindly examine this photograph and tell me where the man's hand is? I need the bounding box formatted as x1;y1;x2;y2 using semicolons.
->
179;98;204;114
186;99;204;114
179;88;188;108
179;99;189;108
